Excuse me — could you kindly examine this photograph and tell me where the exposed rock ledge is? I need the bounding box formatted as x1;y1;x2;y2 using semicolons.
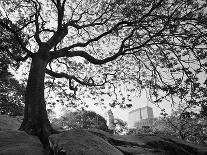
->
1;115;207;155
49;128;207;155
0;115;22;131
0;130;47;155
49;129;124;155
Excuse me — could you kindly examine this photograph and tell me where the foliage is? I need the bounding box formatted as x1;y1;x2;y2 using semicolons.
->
126;104;207;146
0;53;25;116
0;21;25;116
153;106;207;145
51;109;109;132
112;118;128;134
127;126;154;136
0;0;206;110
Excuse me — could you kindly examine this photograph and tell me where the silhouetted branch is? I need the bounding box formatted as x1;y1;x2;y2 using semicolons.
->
45;69;108;87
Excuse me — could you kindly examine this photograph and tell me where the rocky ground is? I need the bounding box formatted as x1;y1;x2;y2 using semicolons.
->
1;115;207;155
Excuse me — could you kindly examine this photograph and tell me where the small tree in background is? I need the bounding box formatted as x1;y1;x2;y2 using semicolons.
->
112;118;128;134
153;105;207;145
127;126;154;136
51;109;109;132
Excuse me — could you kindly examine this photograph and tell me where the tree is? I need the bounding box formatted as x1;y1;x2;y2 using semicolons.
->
112;118;128;134
0;0;206;146
153;106;207;145
52;109;109;131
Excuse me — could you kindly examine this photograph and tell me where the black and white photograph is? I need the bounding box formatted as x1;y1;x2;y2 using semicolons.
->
0;0;207;154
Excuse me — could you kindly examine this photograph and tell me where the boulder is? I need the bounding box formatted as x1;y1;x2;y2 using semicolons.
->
49;129;124;155
0;115;22;131
1;115;207;155
0;130;47;155
88;129;207;155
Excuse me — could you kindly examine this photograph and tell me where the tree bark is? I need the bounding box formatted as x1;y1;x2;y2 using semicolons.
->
19;48;56;146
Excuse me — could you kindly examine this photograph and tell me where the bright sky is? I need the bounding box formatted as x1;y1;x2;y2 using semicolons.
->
87;91;172;122
52;89;173;124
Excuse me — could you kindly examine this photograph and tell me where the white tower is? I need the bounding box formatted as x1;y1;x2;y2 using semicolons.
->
104;109;115;130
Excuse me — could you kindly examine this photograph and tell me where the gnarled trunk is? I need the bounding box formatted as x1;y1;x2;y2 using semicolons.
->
19;49;55;146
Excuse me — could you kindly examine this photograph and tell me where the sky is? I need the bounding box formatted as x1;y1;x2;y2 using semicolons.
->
87;91;173;122
52;89;173;123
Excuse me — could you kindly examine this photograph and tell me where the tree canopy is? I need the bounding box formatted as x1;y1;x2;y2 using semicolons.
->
153;106;207;145
0;0;206;108
0;0;207;146
51;109;109;131
112;118;128;134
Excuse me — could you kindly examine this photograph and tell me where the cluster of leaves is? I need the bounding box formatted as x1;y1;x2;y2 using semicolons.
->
0;53;25;116
127;126;154;136
51;109;109;132
112;118;128;134
0;18;29;64
156;107;207;145
0;17;27;116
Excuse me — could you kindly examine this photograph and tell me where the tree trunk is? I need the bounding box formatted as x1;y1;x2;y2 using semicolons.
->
19;48;56;147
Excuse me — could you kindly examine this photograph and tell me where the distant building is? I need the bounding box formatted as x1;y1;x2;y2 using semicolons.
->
128;106;154;128
104;109;115;130
135;118;158;129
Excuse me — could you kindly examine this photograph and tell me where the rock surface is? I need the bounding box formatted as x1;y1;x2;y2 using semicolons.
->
49;128;207;155
1;115;207;155
0;115;22;130
0;130;47;155
88;129;207;155
49;129;124;155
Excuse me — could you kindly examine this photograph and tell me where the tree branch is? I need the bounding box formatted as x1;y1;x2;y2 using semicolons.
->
0;20;32;54
49;25;134;63
30;0;42;44
50;20;132;53
0;45;32;62
45;69;108;87
16;20;36;32
56;0;65;30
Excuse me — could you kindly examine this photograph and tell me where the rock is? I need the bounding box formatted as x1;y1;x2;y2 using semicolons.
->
133;135;207;155
49;128;207;155
0;130;47;155
88;129;207;155
49;129;124;155
51;122;65;132
0;115;22;131
116;146;164;155
1;115;207;155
